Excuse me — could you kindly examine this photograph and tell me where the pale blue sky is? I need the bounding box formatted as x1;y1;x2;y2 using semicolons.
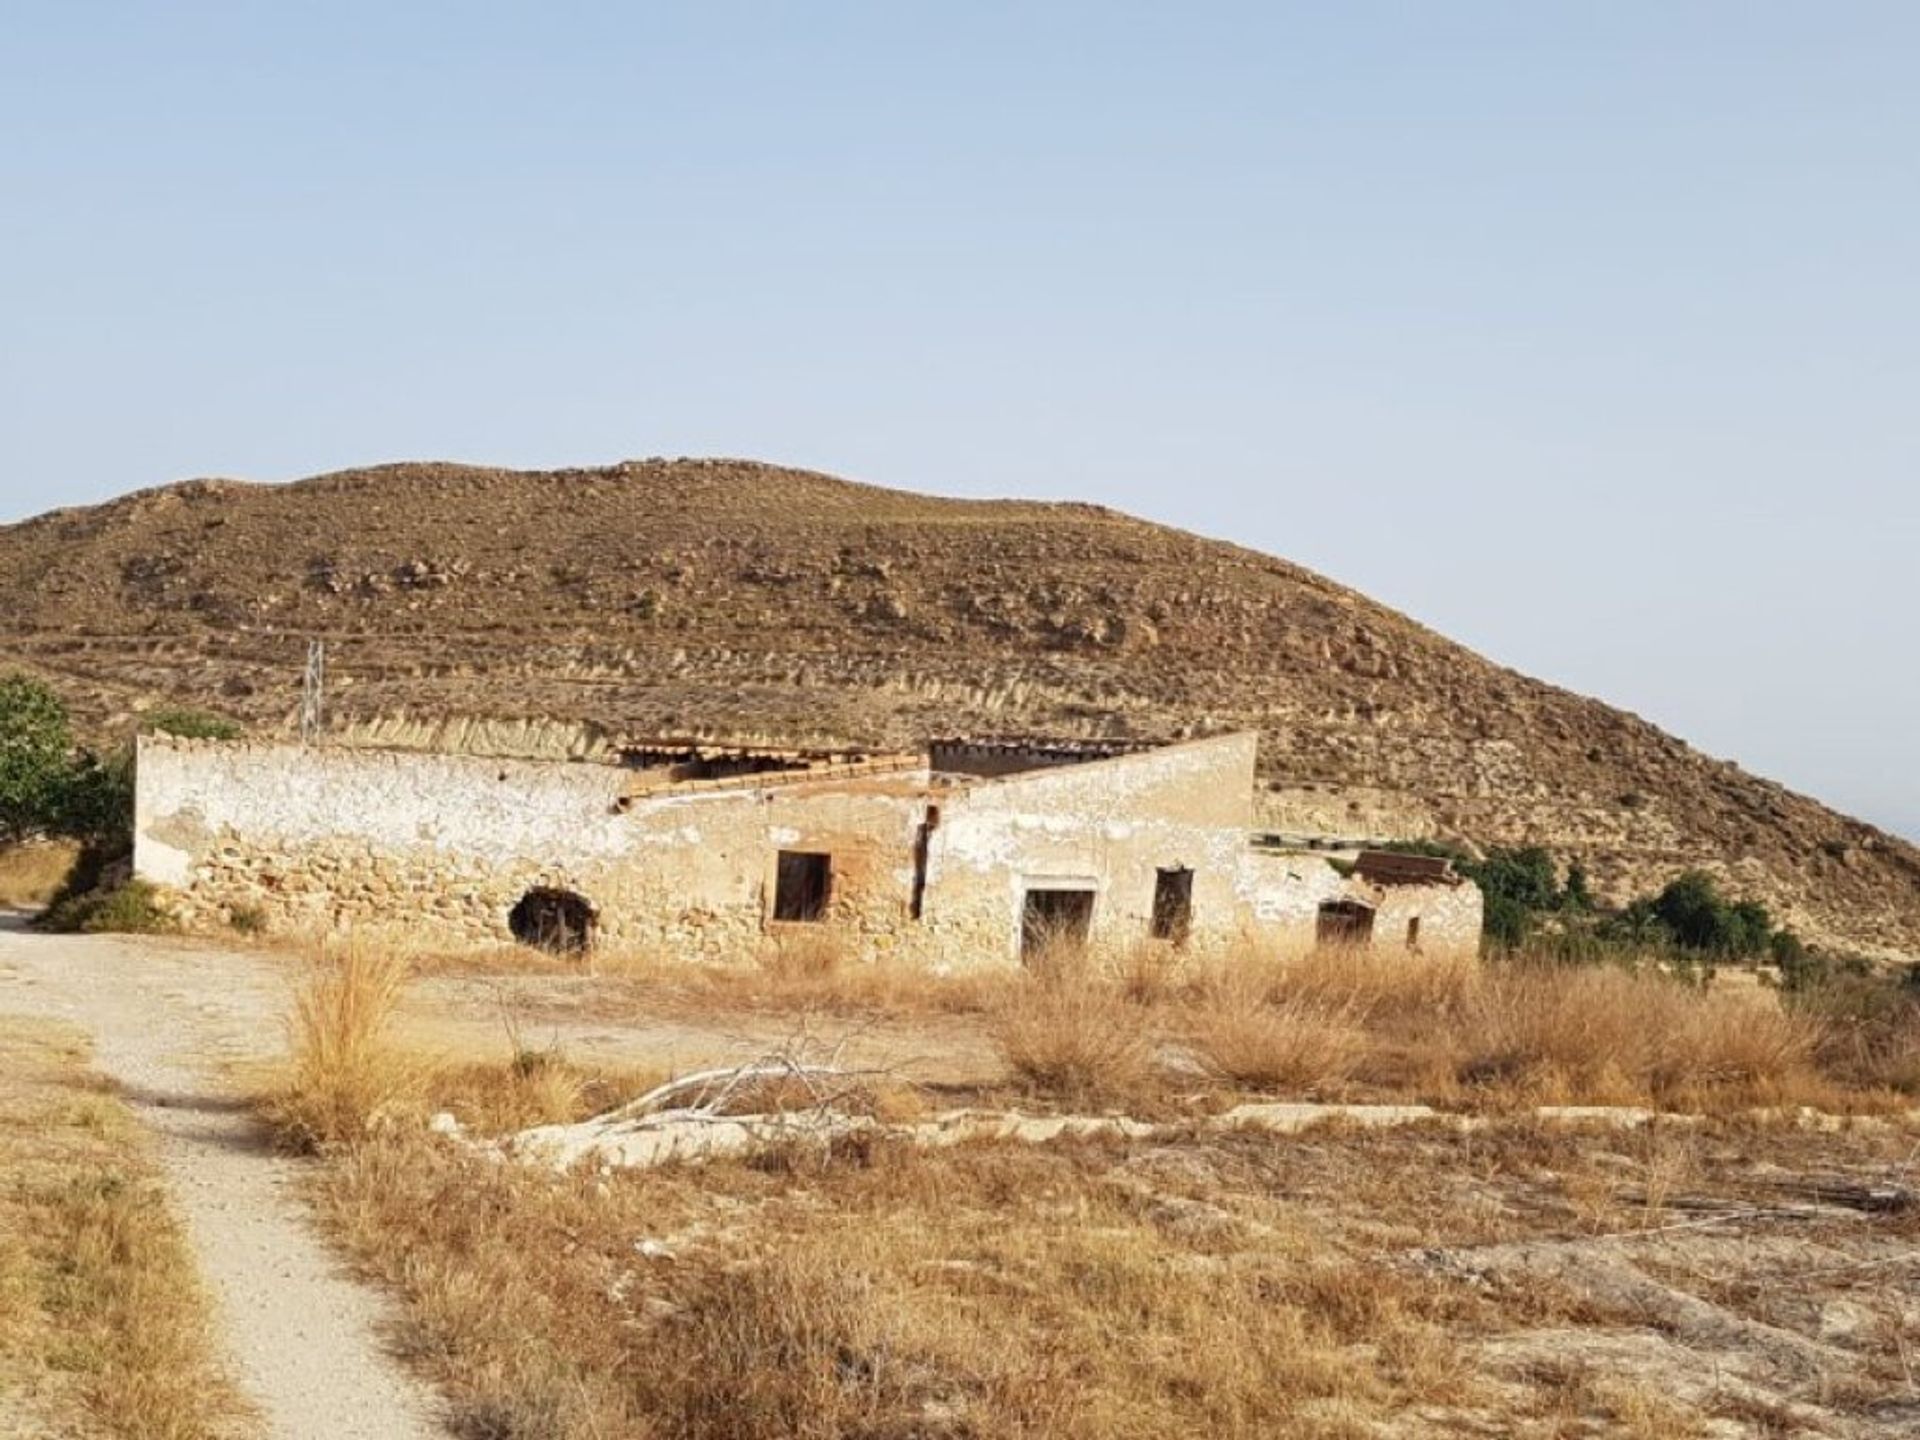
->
2;4;1915;838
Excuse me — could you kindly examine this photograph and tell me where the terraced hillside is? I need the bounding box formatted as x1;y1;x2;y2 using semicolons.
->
3;458;1915;956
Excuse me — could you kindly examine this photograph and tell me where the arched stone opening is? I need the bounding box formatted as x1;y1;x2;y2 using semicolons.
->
509;887;596;954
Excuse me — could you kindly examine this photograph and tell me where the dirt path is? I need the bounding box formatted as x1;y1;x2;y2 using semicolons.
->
0;917;450;1440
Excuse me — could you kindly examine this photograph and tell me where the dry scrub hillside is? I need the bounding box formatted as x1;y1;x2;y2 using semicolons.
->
3;458;1916;954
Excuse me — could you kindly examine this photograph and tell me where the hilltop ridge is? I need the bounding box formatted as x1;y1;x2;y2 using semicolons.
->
3;456;1916;957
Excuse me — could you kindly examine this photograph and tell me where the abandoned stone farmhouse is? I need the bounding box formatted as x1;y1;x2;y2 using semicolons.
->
132;730;1482;964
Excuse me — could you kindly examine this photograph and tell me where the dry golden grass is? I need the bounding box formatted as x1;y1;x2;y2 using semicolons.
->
294;1083;1920;1440
1187;986;1366;1095
401;933;1911;1116
1456;964;1831;1108
0;840;80;908
252;931;1920;1439
0;1017;244;1439
312;1123;1496;1440
258;938;688;1146
1210;941;1480;1019
424;1049;671;1134
989;972;1159;1107
262;939;417;1150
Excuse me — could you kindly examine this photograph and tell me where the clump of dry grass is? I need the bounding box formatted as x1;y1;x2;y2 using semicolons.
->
426;1049;673;1135
1796;972;1920;1096
0;839;80;908
0;1018;244;1439
262;940;417;1150
991;974;1160;1107
1455;964;1828;1108
1188;988;1365;1095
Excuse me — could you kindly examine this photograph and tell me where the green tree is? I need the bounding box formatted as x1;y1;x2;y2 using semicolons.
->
57;748;135;845
1726;899;1776;958
1650;870;1729;951
1646;871;1776;959
0;674;73;844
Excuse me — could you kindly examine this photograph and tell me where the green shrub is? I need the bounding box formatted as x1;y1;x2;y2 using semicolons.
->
141;709;242;742
1647;871;1776;959
228;903;268;936
43;880;175;935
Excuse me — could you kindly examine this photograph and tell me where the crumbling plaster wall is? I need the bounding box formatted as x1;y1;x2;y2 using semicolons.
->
1234;853;1482;960
1367;879;1482;959
134;735;935;953
134;731;1480;965
916;734;1260;963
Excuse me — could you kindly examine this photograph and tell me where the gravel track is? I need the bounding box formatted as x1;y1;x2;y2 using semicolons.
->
0;917;449;1440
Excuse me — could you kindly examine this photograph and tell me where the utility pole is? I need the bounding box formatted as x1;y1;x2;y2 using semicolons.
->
300;639;326;743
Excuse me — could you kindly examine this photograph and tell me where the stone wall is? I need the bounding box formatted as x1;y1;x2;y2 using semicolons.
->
134;732;1481;965
1232;851;1481;961
134;735;935;955
918;734;1259;963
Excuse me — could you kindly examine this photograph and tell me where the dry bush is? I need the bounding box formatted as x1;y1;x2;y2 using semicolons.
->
1451;963;1828;1108
1198;943;1479;1021
761;927;847;984
1454;966;1658;1103
263;940;417;1150
991;977;1160;1106
1182;945;1478;1099
1284;945;1479;1019
426;1051;673;1135
1652;996;1826;1103
0;839;80;908
1110;940;1194;1005
1188;978;1365;1096
1796;973;1920;1096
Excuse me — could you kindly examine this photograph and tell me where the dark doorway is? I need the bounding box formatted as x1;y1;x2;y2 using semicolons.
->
1150;867;1194;943
509;888;596;954
1316;900;1376;948
1022;886;1095;963
774;851;832;922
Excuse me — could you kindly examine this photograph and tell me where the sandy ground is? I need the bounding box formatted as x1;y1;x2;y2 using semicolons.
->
0;917;449;1440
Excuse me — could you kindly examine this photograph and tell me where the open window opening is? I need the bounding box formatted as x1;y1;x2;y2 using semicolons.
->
1406;916;1422;951
509;887;596;955
1316;899;1376;948
1022;886;1095;965
1150;867;1194;944
773;850;832;922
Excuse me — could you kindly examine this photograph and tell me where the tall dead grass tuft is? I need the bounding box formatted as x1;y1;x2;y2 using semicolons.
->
264;941;416;1150
761;927;846;985
991;975;1160;1106
1189;990;1366;1095
1453;963;1827;1107
1653;998;1825;1103
1204;943;1478;1020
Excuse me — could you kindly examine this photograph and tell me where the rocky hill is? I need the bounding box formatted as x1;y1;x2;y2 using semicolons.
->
3;458;1915;957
